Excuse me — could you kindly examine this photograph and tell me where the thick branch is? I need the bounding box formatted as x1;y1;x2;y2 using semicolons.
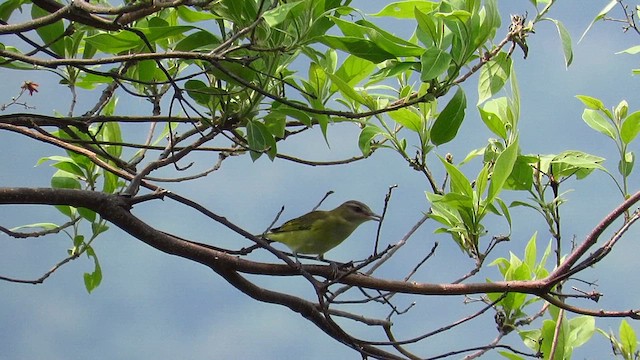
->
0;187;615;299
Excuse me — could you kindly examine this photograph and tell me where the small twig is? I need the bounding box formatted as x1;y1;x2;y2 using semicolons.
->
0;252;80;284
313;191;334;211
374;185;396;255
0;218;78;238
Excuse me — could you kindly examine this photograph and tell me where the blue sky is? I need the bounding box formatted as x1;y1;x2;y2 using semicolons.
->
2;1;640;359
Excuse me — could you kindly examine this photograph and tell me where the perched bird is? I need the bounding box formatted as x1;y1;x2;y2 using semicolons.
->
265;200;381;260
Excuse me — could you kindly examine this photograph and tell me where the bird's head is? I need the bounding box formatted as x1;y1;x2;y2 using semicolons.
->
335;200;381;225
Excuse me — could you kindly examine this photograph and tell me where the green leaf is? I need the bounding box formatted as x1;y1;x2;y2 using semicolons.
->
431;88;466;145
246;120;277;161
335;55;376;88
325;71;366;105
85;32;143;53
621;111;640;144
618;151;635;177
473;0;500;48
263;111;286;139
103;170;120;194
420;47;452;81
371;1;439;18
270;103;312;127
184;80;226;107
534;239;552;277
615;100;629;120
440;157;473;197
9;222;60;232
541;319;566;360
92;222;110;237
55;205;75;218
31;5;66;57
73;234;85;248
51;170;81;190
582;109;616;140
174;30;220;52
83;246;102;293
619;320;638;357
616;45;640;55
87;25;192;53
262;1;306;27
523;232;537;272
355;19;425;56
368;61;417;84
551;150;605;179
76;72;113;90
434;192;474;211
328;17;424;58
519;328;543;352
576;95;606;110
434;10;472;23
78;207;96;222
548;18;573;67
102;121;123;158
488;138;519;203
358;124;384;156
415;7;440;47
579;0;617;43
176;5;220;22
477;52;511;104
388;108;423;133
38;156;85;178
147;25;194;43
460;147;484;165
495;198;512;231
475;163;490;198
510;61;520;122
478;98;509;140
321;35;395;63
568;316;595;348
505;155;533;190
0;0;28;22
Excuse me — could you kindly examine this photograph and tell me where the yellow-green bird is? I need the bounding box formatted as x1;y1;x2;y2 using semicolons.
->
265;200;381;259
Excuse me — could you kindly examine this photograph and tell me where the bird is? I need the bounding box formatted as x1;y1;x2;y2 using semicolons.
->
264;200;381;260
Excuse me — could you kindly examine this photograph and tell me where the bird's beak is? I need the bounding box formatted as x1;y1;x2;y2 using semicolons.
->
370;213;382;222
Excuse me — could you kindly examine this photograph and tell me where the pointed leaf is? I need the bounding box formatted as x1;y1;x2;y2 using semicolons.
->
358;124;384;156
478;52;511;104
618;151;635;177
262;1;305;27
420;47;452;81
488;138;519;203
504;155;533;190
617;45;640;55
619;320;638;357
548;18;573;67
478;98;509;139
318;36;395;63
371;1;439;18
579;0;617;43
440;156;473;197
576;95;606;110
431;88;466;145
524;232;537;271
582;109;616;140
246;121;277;161
388;108;423;133
621;111;640;144
83;246;102;293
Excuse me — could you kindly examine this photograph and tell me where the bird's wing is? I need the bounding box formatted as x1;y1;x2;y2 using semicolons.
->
270;210;325;233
